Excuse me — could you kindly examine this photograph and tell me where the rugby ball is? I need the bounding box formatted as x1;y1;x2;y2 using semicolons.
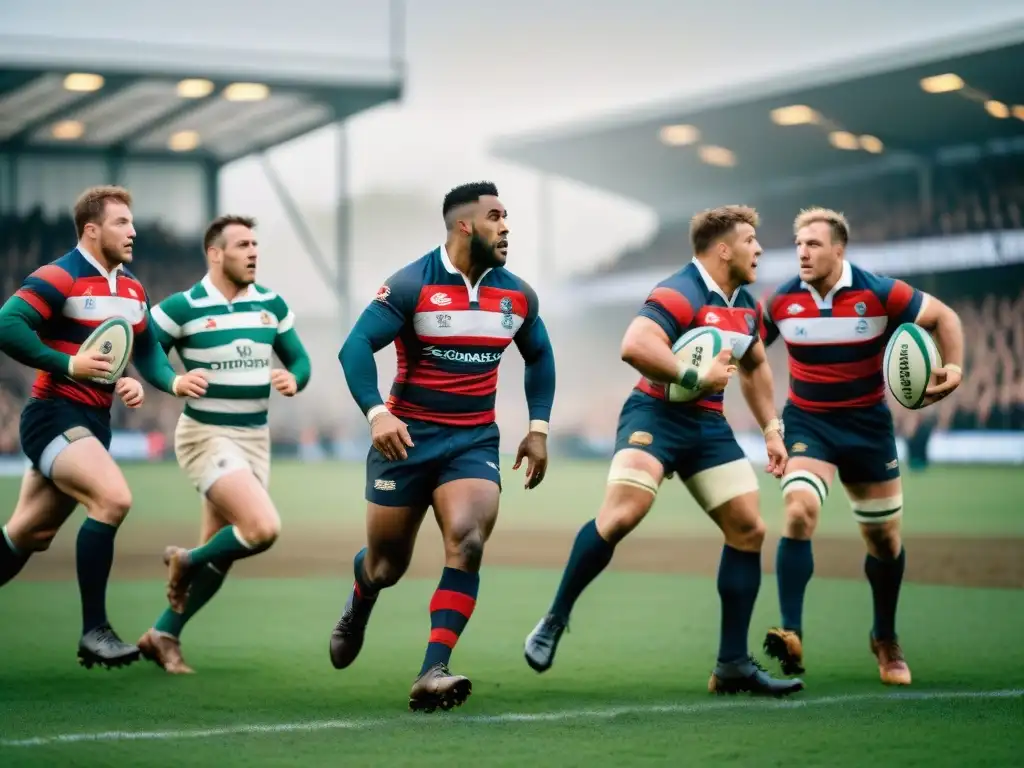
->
79;316;134;384
883;322;941;410
667;326;726;402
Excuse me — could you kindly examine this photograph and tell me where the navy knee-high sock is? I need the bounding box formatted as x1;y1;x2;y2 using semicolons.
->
420;566;479;674
865;547;906;641
549;519;615;622
76;518;118;635
717;545;762;663
776;537;814;633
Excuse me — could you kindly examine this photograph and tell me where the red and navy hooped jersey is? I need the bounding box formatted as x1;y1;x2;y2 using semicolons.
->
635;259;760;413
761;260;925;412
13;247;151;409
363;246;545;427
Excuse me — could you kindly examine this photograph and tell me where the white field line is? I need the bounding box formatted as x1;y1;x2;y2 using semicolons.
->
2;688;1021;748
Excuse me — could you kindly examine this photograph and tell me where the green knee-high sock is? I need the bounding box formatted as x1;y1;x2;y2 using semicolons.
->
184;525;264;569
154;562;231;638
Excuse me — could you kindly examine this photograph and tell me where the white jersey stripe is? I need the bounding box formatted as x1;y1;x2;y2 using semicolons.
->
186;397;269;414
413;309;524;340
776;315;887;345
180;310;279;337
63;295;147;326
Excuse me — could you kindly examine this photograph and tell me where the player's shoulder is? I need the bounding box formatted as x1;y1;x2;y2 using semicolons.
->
848;262;899;293
251;282;292;319
25;251;78;287
652;262;706;304
491;266;536;296
387;249;436;290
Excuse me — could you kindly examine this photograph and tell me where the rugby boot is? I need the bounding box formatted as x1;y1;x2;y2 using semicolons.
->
408;662;472;713
870;635;912;685
524;613;568;673
77;624;141;670
763;627;805;675
708;655;805;696
138;628;195;674
163;545;192;613
329;587;376;669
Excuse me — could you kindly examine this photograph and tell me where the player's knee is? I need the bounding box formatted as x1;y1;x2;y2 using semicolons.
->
724;514;766;552
22;526;59;553
89;485;132;526
241;513;281;550
783;495;819;539
860;518;902;560
449;527;486;572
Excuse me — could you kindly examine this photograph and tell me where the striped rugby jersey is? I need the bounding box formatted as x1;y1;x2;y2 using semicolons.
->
761;259;925;412
363;245;545;427
13;247;152;409
635;258;760;413
150;275;296;428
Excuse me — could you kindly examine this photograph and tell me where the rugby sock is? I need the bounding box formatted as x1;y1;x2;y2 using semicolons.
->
184;525;261;569
0;525;29;587
549;519;615;622
775;537;814;633
419;566;479;675
76;518;117;634
865;547;906;641
153;562;231;638
350;547;378;609
716;545;762;663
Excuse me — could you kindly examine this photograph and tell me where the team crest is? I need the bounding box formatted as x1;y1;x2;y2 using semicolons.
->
792;442;807;453
499;296;514;329
260;311;273;325
854;301;867;316
375;285;391;303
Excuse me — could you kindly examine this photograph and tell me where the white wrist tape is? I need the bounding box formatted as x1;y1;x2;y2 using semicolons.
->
366;405;389;424
529;419;549;435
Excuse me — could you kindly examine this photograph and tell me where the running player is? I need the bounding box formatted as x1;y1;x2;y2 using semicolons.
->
760;208;964;685
135;215;311;674
330;181;556;712
524;205;804;696
0;185;208;668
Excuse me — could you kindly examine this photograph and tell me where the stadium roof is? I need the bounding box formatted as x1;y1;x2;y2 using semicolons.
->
492;21;1024;215
0;35;403;165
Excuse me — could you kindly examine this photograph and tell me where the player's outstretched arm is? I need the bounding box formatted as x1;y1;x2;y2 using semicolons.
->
132;313;208;398
736;338;786;477
513;313;556;489
914;293;965;403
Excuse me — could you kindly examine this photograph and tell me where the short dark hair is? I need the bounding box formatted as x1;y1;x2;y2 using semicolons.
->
689;205;759;253
73;185;133;238
204;214;256;251
442;181;499;220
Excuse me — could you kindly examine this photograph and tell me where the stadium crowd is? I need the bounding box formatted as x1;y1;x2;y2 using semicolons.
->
605;154;1024;273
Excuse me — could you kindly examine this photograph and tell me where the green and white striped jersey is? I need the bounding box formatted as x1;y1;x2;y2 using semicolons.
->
151;275;297;428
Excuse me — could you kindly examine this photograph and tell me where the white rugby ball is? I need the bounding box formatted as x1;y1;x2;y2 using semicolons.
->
79;316;134;384
667;325;726;402
883;322;941;410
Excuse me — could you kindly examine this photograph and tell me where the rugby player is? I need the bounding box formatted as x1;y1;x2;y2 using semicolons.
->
330;181;556;712
0;185;208;668
524;205;804;696
135;215;312;674
761;208;964;685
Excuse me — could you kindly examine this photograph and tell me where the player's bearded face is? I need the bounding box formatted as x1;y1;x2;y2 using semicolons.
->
220;227;259;286
469;225;507;268
97;202;135;265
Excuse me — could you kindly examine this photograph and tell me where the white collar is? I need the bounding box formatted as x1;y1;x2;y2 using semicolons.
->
77;244;122;290
691;257;740;307
201;273;257;304
439;244;492;302
801;259;852;308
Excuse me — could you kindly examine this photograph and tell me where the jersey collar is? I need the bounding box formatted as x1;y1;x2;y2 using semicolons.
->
77;244;122;292
800;258;852;308
439;244;492;302
691;257;740;307
201;273;258;304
